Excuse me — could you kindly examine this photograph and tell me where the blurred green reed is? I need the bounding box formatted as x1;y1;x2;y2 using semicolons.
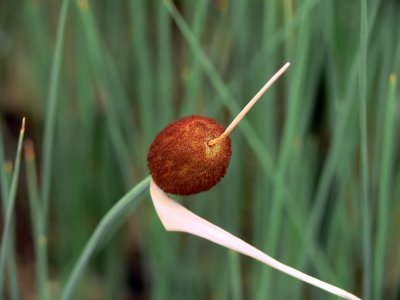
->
0;0;399;299
0;125;20;299
0;119;25;297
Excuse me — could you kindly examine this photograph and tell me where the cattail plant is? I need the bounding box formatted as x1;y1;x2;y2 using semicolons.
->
60;63;362;300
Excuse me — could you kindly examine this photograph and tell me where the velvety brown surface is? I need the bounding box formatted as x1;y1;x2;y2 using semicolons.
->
147;115;232;195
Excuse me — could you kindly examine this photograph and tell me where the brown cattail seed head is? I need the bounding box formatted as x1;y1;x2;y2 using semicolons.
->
147;115;232;195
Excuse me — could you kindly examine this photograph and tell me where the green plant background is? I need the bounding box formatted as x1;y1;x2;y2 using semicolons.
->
0;0;399;299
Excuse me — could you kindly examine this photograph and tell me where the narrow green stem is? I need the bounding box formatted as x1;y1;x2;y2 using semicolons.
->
60;176;150;300
229;250;242;300
373;74;397;299
0;125;20;300
25;141;48;300
359;1;371;299
41;0;71;221
39;1;71;298
0;120;25;296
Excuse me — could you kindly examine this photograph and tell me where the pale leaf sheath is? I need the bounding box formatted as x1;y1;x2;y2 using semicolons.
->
150;179;361;300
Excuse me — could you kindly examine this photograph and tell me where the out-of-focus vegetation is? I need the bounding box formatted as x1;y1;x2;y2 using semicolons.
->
0;0;399;299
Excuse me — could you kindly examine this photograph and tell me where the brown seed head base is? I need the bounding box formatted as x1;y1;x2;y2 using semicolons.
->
147;115;232;195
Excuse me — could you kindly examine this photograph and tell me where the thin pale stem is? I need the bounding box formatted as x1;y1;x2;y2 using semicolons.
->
208;62;290;146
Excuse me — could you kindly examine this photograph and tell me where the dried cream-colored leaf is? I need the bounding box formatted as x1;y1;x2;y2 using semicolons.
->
150;179;361;300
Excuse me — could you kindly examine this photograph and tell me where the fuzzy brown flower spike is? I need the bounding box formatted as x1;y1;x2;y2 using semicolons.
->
148;62;291;196
147;115;231;195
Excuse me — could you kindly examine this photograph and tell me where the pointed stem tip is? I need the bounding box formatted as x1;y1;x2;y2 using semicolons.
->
208;62;290;146
21;117;26;134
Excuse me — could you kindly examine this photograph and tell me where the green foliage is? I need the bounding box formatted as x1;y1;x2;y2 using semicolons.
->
0;0;399;299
